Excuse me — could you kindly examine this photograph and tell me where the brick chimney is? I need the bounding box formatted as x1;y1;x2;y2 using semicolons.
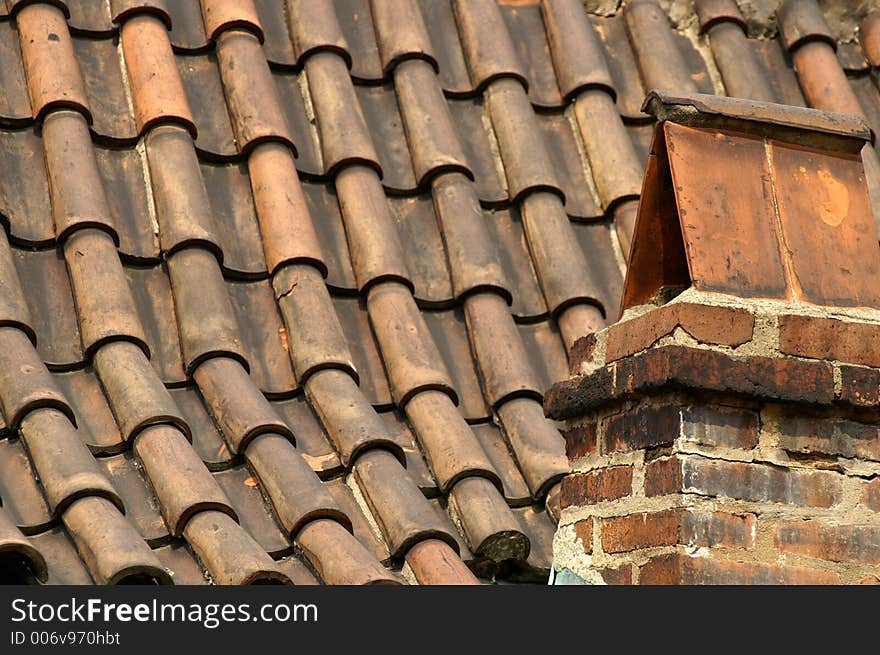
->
545;91;880;585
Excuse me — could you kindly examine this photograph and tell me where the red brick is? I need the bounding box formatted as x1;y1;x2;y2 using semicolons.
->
839;364;880;408
603;405;680;453
600;509;755;554
561;422;597;460
639;553;839;585
779;314;880;368
546;346;837;421
777;415;880;461
568;333;597;375
601;510;680;553
681;405;759;450
573;518;593;554
861;478;880;512
560;466;633;509
605;303;754;363
598;564;633;585
645;456;684;497
774;521;880;564
662;456;843;508
681;511;756;549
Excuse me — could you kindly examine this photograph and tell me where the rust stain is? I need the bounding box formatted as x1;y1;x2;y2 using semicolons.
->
243;476;258;488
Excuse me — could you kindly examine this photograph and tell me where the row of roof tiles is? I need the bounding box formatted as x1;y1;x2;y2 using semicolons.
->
2;0;880;585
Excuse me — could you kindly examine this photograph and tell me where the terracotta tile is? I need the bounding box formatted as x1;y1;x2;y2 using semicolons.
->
496;396;567;499
331;294;393;408
625;0;697;94
273;265;356;388
42;111;116;241
167;0;209;52
471;421;532;505
387;194;453;306
0;328;76;430
536;110;602;220
572;90;643;210
272;71;323;176
53;368;123;455
144;125;222;257
861;13;880;67
226;279;296;396
95;146;158;262
29;527;94;585
73;36;137;142
367;282;456;406
168;386;234;470
19;407;122;517
570;221;624;319
0;128;53;245
287;0;351;68
215;29;294;155
484;207;548;320
274;554;321;585
447;97;507;204
371;0;435;76
336;0;383;81
589;13;650;121
516;319;570;395
0;229;32;343
98;452;168;545
379;410;438;496
305;368;406;466
183;510;290;584
121;13;196;136
200;161;267;277
62;228;149;359
325;477;391;565
213;465;291;557
500;3;562;108
133;424;236;536
752;37;807;106
334;166;412;292
0;506;47;582
301;181;356;291
200;0;262;42
153;540;208;585
253;0;295;66
352;448;459;558
542;0;615;101
0;437;52;534
271;396;341;477
777;0;836;52
418;0;471;95
92;340;189;444
422;306;489;421
192;357;293;454
243;433;348;537
248;143;325;275
704;20;776;102
175;52;235;158
69;1;114;34
110;1;172;28
454;0;527;92
448;475;528;562
512;504;556;577
166;247;247;374
124;264;187;386
405;538;479;585
355;83;417;192
486;78;562;203
296;517;400;585
11;247;83;368
0;20;31;126
464;292;542;407
404;389;500;493
16;3;91;122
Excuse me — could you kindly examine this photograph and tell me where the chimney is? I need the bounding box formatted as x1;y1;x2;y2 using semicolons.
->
545;91;880;585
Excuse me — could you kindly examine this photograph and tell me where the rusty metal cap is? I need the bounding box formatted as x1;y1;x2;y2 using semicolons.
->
642;89;873;150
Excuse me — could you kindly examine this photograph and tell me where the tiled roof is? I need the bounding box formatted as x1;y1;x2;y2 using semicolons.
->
0;0;877;585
